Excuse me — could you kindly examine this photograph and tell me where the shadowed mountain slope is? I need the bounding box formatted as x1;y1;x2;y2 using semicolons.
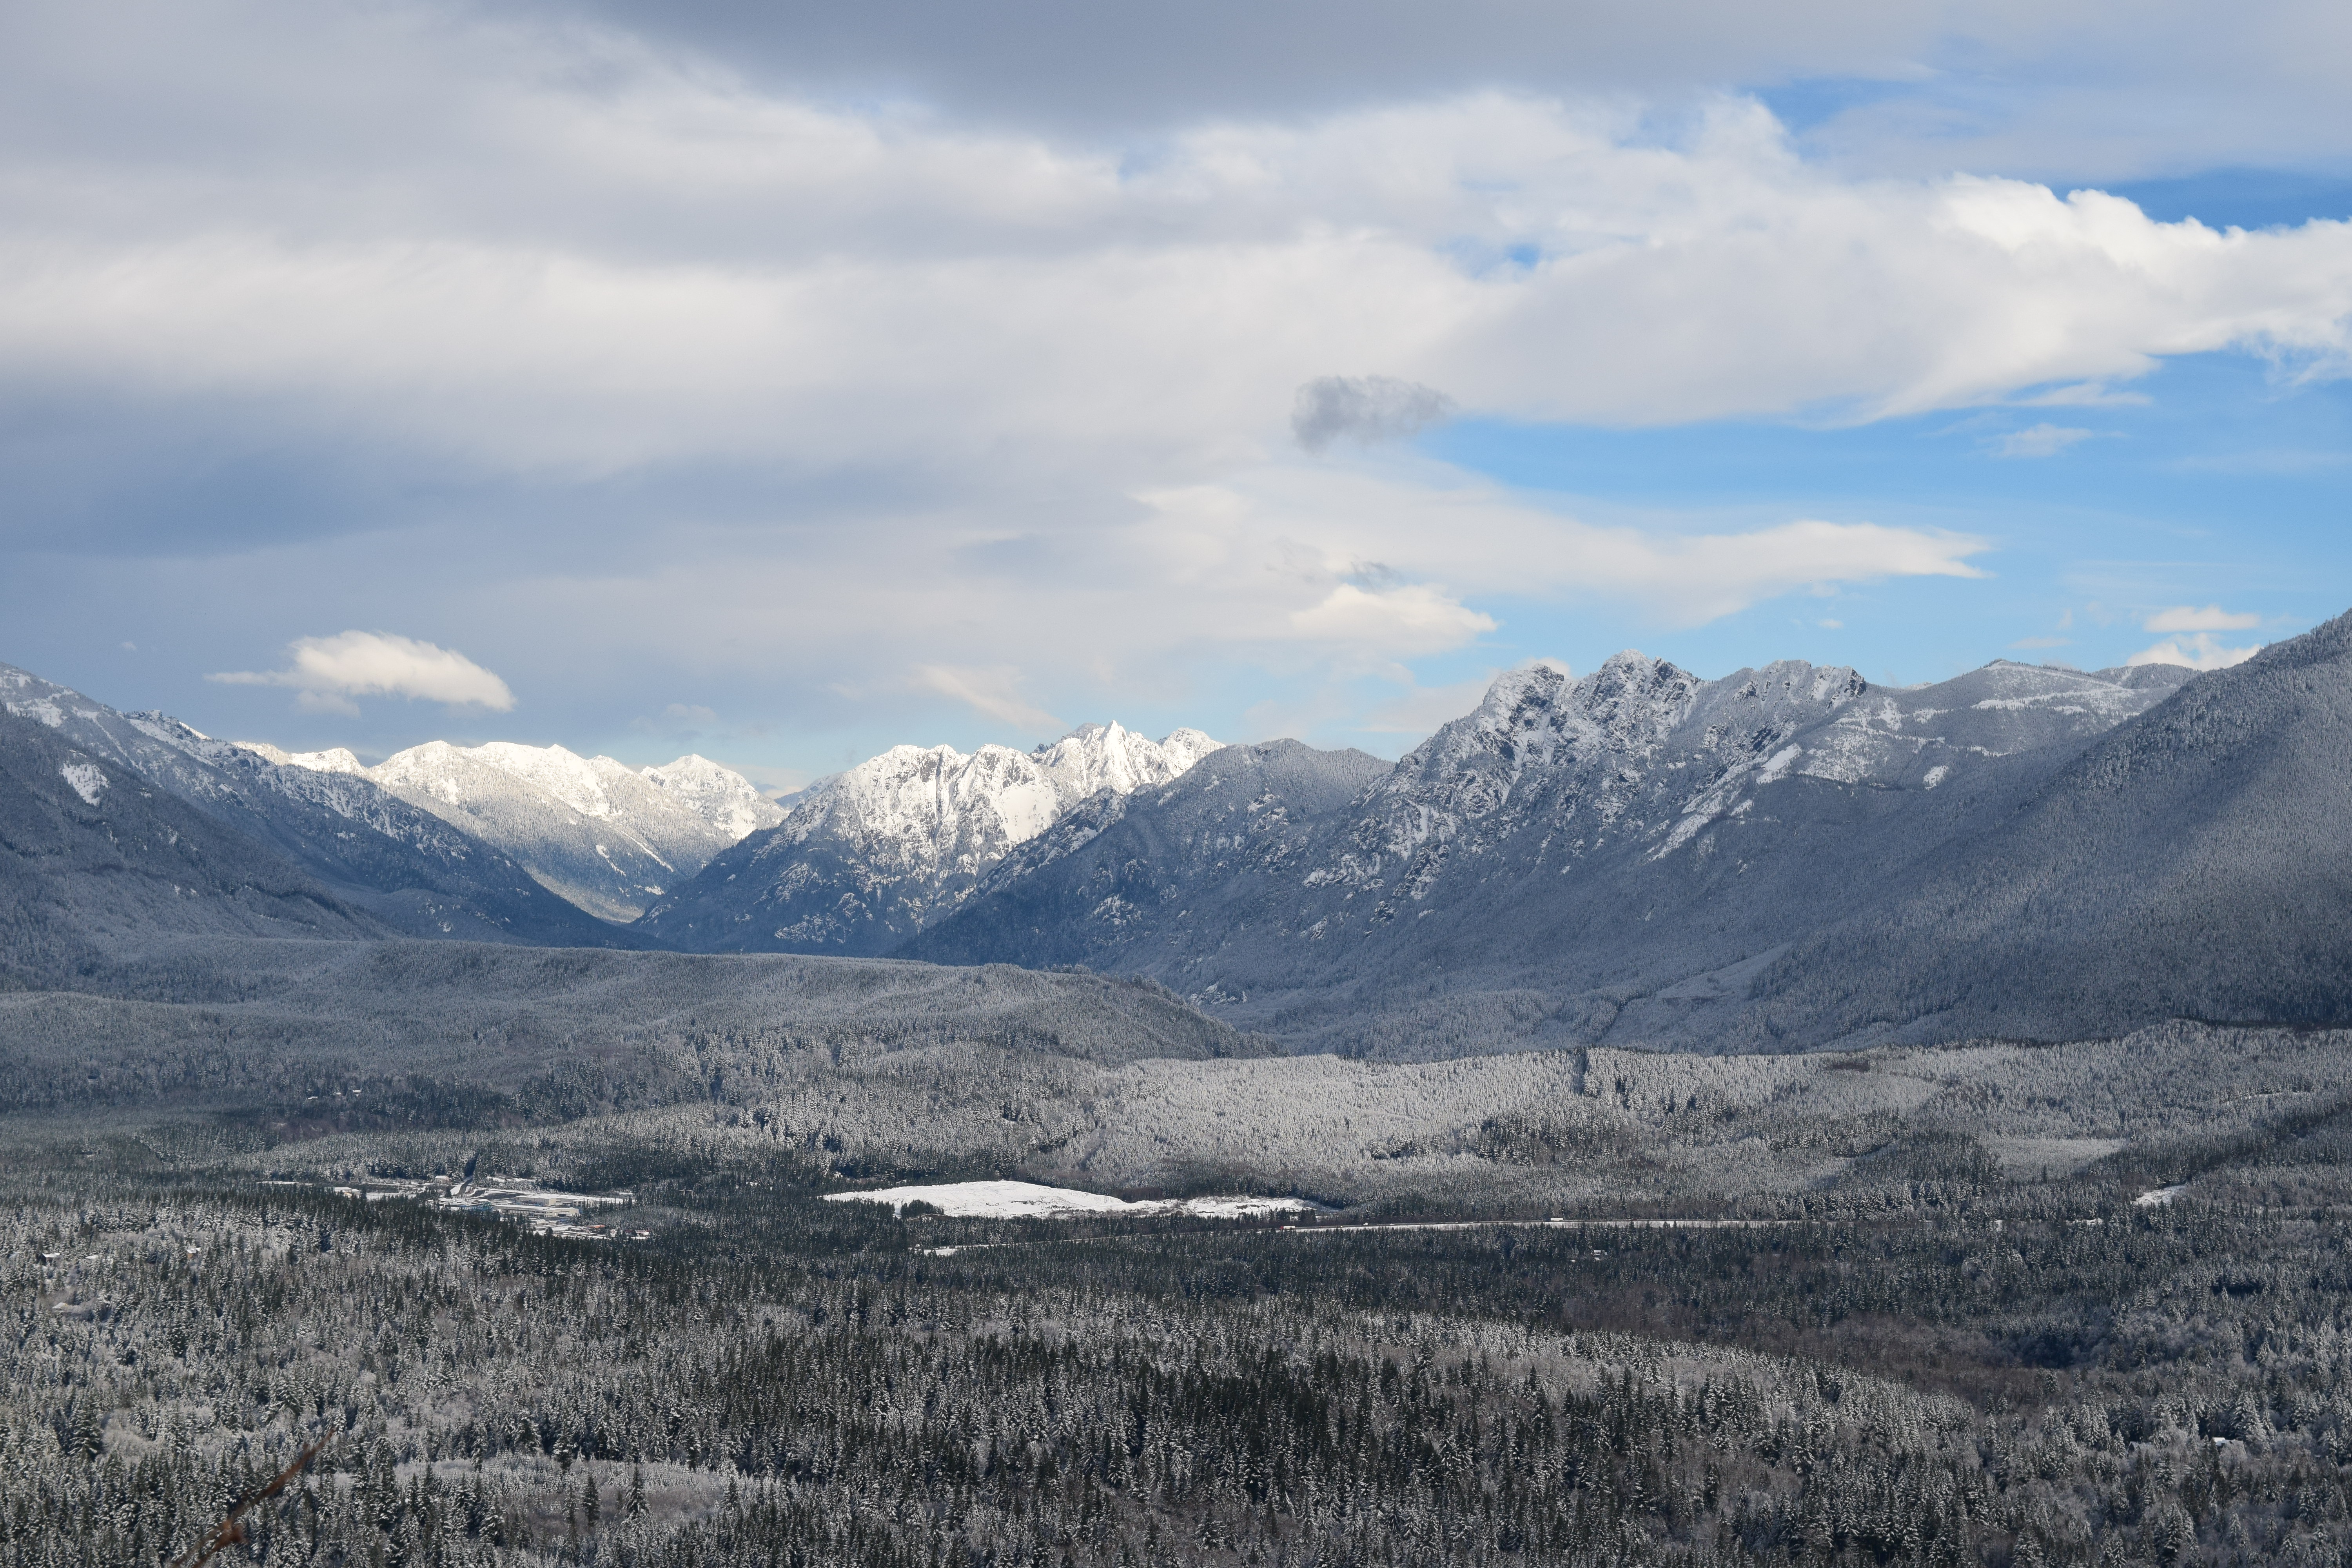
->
1;665;638;947
905;739;1392;970
0;710;384;987
1736;607;2352;1047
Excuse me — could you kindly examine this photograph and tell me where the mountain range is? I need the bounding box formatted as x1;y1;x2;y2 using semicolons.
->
900;653;2207;1053
10;609;2352;1057
250;738;784;922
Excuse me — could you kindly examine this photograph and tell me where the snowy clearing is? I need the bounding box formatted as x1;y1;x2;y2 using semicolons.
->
823;1179;1314;1221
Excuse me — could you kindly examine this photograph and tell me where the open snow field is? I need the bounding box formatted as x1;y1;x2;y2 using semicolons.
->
823;1178;1314;1220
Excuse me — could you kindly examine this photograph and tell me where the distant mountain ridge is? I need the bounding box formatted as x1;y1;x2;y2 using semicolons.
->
0;702;383;987
637;721;1223;954
1738;609;2352;1047
250;739;784;922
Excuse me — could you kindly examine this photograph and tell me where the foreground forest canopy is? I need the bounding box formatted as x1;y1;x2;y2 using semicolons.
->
11;1002;2352;1568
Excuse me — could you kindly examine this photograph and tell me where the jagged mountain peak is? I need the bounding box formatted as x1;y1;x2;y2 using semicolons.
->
633;719;1226;954
639;753;783;840
1029;720;1224;803
792;720;1226;862
374;739;632;820
1405;653;1713;786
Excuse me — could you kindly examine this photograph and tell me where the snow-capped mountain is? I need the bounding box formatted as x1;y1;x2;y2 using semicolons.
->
908;653;2199;1054
0;665;631;947
641;753;785;840
636;721;1223;954
253;741;786;923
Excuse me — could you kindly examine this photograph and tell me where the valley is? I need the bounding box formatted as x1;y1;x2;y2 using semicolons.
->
8;618;2352;1565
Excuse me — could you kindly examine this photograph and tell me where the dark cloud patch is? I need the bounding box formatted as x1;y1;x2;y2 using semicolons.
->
1292;376;1456;454
0;392;416;557
547;0;1937;134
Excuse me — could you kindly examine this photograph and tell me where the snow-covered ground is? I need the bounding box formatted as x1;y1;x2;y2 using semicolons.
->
824;1179;1312;1221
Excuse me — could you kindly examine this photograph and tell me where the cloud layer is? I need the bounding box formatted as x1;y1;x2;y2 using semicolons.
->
4;0;2345;764
2;15;2347;484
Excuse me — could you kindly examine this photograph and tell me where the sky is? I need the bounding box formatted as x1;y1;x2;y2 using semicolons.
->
3;0;2348;791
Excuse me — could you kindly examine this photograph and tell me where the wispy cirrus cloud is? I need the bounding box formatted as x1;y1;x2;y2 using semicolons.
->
1995;423;2098;458
911;665;1065;735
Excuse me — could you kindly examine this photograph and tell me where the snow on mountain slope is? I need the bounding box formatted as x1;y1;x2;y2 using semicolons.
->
1739;621;2351;1048
238;742;367;776
0;664;627;947
350;741;784;923
636;720;1223;955
641;753;783;840
1295;653;2189;929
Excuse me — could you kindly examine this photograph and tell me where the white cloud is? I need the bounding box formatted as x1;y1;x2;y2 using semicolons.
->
1142;469;1991;633
2143;604;2262;632
2014;382;2151;408
2127;633;2263;670
11;1;2344;757
1287;583;1498;656
911;665;1065;733
1995;423;2097;458
208;631;514;715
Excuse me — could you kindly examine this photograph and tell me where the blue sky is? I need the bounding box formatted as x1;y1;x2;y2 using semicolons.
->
3;1;2348;786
